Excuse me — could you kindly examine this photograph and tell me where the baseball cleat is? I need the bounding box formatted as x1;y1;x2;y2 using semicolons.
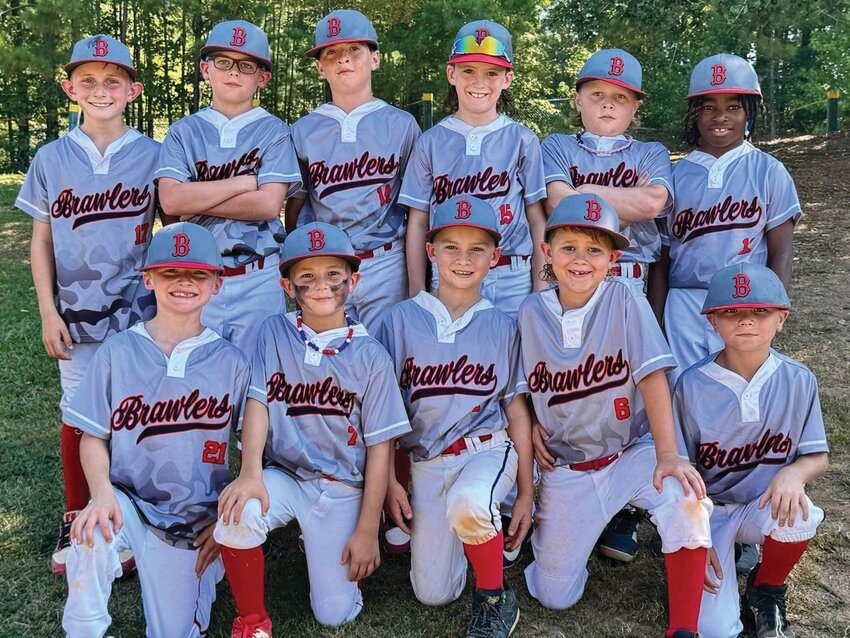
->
382;524;411;555
599;505;641;562
118;549;136;576
736;542;760;574
51;510;79;576
669;631;700;637
231;613;272;638
745;569;795;638
501;515;532;569
466;588;520;638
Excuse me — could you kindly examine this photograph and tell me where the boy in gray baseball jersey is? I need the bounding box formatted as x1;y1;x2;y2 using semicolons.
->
62;223;251;638
522;194;712;638
377;195;532;638
286;9;421;332
674;263;828;638
15;34;159;575
213;223;410;636
156;20;301;355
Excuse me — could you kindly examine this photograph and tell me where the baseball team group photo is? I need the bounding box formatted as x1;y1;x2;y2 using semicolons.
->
1;1;849;637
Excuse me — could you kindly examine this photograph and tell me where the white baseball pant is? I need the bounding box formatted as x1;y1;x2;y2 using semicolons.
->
202;256;284;356
62;489;222;638
664;288;724;385
409;431;518;606
213;468;363;627
58;342;101;421
525;438;713;610
698;496;824;638
347;239;408;333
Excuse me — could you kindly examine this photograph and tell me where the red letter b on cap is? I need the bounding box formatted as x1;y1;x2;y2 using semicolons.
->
308;229;325;251
585;200;602;221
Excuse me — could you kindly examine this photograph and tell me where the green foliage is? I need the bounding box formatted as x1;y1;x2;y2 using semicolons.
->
0;0;847;169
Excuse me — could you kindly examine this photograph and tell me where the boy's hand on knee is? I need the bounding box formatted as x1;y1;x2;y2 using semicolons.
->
193;523;221;577
532;421;556;471
218;473;269;525
507;492;533;550
704;547;722;594
41;309;73;360
759;466;808;528
653;452;706;499
385;479;413;534
72;490;122;547
341;527;380;582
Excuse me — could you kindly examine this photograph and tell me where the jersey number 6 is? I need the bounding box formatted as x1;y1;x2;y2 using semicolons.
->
614;397;631;421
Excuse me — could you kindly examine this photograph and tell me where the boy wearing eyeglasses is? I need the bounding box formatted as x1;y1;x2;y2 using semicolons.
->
156;20;301;355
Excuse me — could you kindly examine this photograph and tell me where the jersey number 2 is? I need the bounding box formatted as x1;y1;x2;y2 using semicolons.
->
614;398;631;421
347;426;358;446
202;441;227;464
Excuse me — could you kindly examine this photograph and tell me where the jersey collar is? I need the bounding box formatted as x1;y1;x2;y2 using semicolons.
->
576;131;629;153
196;106;271;148
412;290;493;343
129;323;221;378
699;349;782;422
540;281;608;349
437;114;511;156
682;140;755;190
68;127;141;175
285;311;369;367
314;99;388;143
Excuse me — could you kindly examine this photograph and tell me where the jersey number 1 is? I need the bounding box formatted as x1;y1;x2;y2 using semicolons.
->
202;441;227;464
376;184;392;206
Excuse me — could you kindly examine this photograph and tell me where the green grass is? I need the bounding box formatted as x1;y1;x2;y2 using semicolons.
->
1;156;848;636
0;174;24;206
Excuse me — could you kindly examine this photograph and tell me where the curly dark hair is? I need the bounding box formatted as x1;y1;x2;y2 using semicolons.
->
683;93;762;147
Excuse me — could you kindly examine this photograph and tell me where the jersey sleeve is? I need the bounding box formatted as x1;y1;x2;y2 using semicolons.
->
765;160;802;230
154;124;192;183
247;325;272;408
518;132;547;205
257;126;303;189
360;348;411;446
231;357;252;434
15;148;51;223
541;135;572;185
796;375;829;457
624;291;677;383
398;115;423;179
398;136;434;211
672;377;699;462
64;346;113;440
641;143;674;217
501;328;528;407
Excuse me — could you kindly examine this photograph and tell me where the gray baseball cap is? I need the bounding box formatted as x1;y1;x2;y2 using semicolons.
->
200;20;272;68
687;54;761;99
141;223;224;272
546;194;630;250
577;49;644;96
65;35;137;80
447;20;513;69
280;222;361;276
426;195;501;244
702;263;789;314
305;9;378;58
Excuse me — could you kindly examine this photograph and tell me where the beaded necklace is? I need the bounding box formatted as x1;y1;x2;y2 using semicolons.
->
296;312;355;356
575;131;635;156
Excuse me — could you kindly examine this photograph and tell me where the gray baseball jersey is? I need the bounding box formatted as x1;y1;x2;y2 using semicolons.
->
375;292;527;462
250;312;410;488
15;127;159;343
665;142;801;289
674;351;828;505
398;114;546;256
519;281;676;464
65;324;250;547
291;99;421;252
541;132;673;263
155;107;302;268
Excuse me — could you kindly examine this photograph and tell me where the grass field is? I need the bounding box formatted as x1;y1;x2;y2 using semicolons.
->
1;134;849;638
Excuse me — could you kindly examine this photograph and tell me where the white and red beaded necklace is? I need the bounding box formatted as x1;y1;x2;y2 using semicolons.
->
575;131;635;156
296;312;355;356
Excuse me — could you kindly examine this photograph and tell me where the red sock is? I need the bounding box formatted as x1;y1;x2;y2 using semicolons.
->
664;547;707;636
61;424;89;511
754;537;809;586
221;546;268;620
463;531;504;591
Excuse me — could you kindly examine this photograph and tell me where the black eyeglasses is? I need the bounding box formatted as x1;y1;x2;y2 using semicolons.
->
209;56;261;75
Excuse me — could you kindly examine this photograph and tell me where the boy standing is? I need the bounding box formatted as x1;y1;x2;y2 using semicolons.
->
156;20;301;354
62;223;251;638
15;34;160;575
213;223;410;636
286;9;420;332
675;263;828;638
